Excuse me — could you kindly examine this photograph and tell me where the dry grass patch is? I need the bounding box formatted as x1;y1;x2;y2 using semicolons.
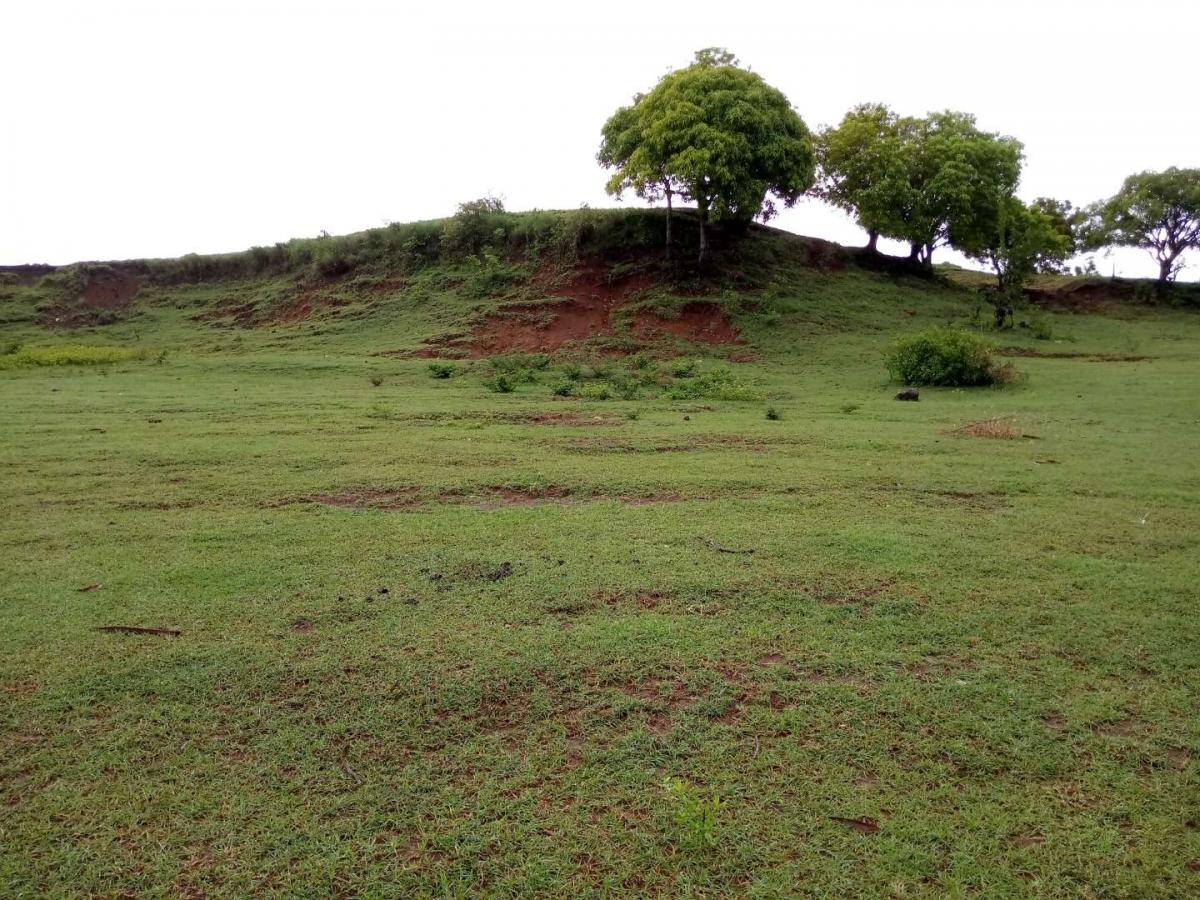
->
951;416;1038;440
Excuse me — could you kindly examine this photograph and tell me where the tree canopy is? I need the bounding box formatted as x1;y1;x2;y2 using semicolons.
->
599;49;815;262
957;195;1075;295
817;107;1023;266
1085;168;1200;282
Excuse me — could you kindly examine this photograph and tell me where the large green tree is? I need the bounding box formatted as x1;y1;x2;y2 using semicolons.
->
598;49;815;263
895;112;1024;266
957;195;1075;294
1085;168;1200;283
815;103;909;253
817;107;1023;267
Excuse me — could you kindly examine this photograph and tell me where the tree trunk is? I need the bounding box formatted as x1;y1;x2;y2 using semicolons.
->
697;206;709;266
924;244;934;267
908;243;921;262
664;186;673;262
1159;256;1174;283
866;230;879;253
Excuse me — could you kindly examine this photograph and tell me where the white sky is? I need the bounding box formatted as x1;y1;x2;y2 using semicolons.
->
3;0;1198;279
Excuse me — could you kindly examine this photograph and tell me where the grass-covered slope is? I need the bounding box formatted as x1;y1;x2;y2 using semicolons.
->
1;210;1199;897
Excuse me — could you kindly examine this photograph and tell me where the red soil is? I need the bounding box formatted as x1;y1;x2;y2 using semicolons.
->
420;263;742;357
81;268;139;309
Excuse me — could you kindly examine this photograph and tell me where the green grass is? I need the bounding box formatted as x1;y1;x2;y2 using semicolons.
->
0;343;144;369
1;217;1199;896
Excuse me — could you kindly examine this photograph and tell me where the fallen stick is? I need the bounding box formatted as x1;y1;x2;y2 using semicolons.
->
95;625;181;636
699;537;755;555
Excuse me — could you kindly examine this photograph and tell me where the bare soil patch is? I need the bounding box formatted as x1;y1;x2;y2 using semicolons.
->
631;301;743;346
275;485;688;511
416;263;743;357
1001;346;1151;362
81;268;140;309
43;265;141;327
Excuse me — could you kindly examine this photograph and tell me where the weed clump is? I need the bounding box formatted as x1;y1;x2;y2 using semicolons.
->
885;327;1011;387
663;778;721;851
427;362;458;379
663;366;761;401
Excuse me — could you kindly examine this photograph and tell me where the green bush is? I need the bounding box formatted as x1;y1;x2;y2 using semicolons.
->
485;373;515;393
578;382;612;400
671;358;698;378
551;378;576;397
663;366;761;401
427;362;458;379
885;327;1006;387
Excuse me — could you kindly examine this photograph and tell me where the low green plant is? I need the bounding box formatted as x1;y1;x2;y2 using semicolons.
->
551;378;576;397
578;382;612;400
765;406;781;420
885;327;1006;386
427;362;458;379
663;366;761;401
0;344;143;370
671;359;698;378
485;373;516;393
369;375;384;387
663;778;721;851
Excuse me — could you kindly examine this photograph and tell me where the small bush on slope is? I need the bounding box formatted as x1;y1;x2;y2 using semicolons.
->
885;327;1011;386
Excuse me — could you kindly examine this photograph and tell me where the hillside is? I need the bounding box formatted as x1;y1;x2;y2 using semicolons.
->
2;209;1200;896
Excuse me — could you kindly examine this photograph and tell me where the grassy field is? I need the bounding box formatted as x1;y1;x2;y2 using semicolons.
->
2;216;1199;897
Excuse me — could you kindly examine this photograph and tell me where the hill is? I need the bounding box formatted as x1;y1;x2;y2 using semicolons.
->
2;209;1199;896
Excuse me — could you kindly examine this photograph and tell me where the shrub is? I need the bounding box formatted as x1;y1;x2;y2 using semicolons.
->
551;378;576;397
578;382;612;400
485;373;515;393
885;327;1005;387
369;375;384;387
427;362;457;379
663;366;762;401
671;358;698;378
765;406;781;420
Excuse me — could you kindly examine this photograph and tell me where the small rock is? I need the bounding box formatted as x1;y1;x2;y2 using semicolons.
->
895;388;920;402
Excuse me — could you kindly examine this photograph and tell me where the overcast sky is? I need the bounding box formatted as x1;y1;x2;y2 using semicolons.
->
3;0;1198;279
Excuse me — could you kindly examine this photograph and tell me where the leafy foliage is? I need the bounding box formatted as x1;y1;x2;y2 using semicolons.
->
663;778;721;851
885;327;1007;386
1085;167;1200;282
958;195;1075;293
817;107;1023;266
599;49;815;261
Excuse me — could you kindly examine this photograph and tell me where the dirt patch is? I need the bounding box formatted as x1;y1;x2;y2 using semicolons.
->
951;417;1038;440
830;816;881;835
200;282;353;328
1092;719;1138;738
43;265;141;328
509;411;625;427
81;268;139;309
1010;831;1046;848
1001;346;1151;362
416;263;743;357
1168;747;1192;770
563;434;801;454
632;301;743;346
275;485;688;511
